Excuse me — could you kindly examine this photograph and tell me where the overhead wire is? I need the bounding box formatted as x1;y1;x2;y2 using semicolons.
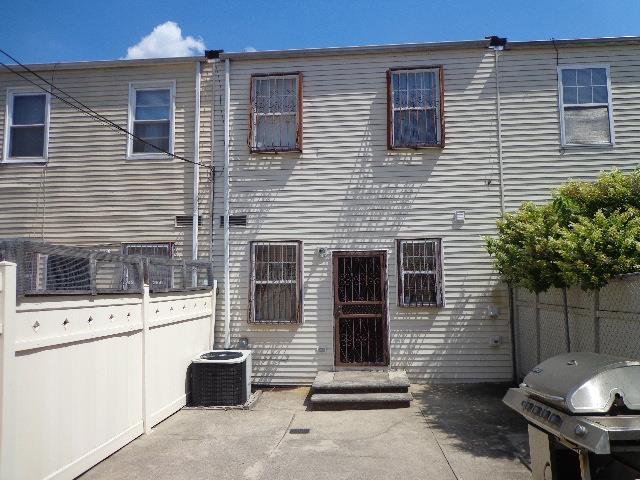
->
0;48;209;168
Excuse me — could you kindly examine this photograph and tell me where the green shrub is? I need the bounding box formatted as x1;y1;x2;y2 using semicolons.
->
486;168;640;292
486;202;564;293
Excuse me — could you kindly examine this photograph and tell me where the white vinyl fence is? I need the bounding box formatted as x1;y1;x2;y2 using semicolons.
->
513;274;640;379
0;262;217;480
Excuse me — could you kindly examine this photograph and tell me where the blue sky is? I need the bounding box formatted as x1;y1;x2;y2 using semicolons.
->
2;0;639;63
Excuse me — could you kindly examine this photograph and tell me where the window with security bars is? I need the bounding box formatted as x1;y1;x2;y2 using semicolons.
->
250;74;302;152
128;83;174;156
388;68;444;148
250;241;302;323
397;239;444;307
559;66;614;146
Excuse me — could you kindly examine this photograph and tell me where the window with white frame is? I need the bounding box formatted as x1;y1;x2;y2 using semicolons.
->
397;239;444;307
250;74;301;152
128;83;174;156
559;66;614;146
388;68;443;148
250;241;302;323
4;90;49;162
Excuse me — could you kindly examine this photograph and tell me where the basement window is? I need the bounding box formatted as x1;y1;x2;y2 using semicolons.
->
388;67;444;149
250;241;302;323
397;239;444;307
559;65;614;146
250;73;302;152
4;89;50;163
122;242;173;289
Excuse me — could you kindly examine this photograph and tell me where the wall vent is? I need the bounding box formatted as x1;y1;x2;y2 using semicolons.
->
220;215;248;227
175;215;202;228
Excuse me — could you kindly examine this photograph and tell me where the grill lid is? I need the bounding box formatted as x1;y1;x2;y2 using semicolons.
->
521;352;640;414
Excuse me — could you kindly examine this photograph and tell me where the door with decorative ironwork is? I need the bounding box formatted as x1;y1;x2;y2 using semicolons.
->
333;251;389;367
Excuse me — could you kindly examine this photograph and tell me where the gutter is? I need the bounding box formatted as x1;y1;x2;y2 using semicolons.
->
223;58;231;349
192;61;202;262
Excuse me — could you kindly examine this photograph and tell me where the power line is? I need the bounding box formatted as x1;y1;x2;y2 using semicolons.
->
0;48;209;168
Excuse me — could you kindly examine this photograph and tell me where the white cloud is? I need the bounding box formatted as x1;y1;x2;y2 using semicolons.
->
124;21;205;59
243;46;257;52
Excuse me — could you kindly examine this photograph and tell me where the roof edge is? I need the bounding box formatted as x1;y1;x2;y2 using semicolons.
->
508;35;640;49
2;55;205;72
220;39;490;60
220;35;640;61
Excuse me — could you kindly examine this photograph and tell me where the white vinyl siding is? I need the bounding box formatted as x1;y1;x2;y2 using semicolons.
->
558;65;614;146
212;49;512;384
3;89;50;163
0;61;206;262
127;81;175;158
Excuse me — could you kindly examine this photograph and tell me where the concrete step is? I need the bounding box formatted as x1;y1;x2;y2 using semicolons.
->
311;370;410;394
310;392;412;410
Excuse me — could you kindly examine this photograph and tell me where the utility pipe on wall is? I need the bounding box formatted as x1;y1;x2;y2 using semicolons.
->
223;58;231;349
493;45;505;215
192;61;202;261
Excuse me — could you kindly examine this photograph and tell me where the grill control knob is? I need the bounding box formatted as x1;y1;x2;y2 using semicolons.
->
532;406;542;415
549;414;563;426
574;425;587;437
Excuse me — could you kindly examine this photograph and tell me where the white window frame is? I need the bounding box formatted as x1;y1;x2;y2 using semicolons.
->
397;238;445;308
3;87;50;164
127;80;176;160
557;64;615;147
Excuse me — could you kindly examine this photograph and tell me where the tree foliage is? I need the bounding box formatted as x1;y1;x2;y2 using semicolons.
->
486;169;640;292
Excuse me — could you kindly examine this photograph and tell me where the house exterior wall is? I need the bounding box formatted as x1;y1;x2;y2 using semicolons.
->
210;47;513;384
500;44;640;209
0;60;214;260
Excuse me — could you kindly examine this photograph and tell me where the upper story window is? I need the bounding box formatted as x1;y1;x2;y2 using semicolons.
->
397;238;444;307
250;73;302;153
559;66;614;146
388;67;444;149
4;89;50;163
127;82;175;158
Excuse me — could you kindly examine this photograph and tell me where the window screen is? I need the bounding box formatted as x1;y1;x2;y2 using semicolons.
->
8;93;48;159
560;67;613;145
250;74;301;152
397;239;444;307
250;241;301;323
130;87;172;154
389;68;443;148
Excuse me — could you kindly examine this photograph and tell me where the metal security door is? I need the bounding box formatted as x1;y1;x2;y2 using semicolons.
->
333;251;389;367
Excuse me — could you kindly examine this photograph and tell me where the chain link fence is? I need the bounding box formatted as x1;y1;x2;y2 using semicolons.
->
0;238;213;298
513;274;640;379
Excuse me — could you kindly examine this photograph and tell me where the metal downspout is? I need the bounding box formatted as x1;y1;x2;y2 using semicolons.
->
223;58;231;349
494;47;505;216
192;61;202;262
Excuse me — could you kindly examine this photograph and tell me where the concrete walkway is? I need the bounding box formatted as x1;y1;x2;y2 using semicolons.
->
81;384;530;480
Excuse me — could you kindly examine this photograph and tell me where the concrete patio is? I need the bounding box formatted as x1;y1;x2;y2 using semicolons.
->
81;383;530;480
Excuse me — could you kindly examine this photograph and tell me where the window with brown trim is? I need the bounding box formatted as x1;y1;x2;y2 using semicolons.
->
250;241;302;323
397;238;444;307
388;67;444;149
249;73;302;152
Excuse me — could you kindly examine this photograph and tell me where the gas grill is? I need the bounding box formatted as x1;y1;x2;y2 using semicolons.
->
503;352;640;480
